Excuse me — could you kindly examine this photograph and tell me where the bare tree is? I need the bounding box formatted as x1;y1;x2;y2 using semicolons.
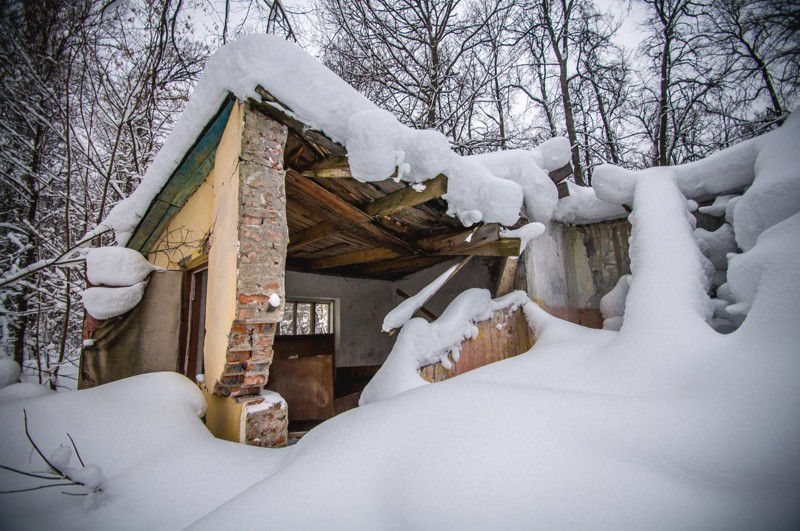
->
0;0;206;389
317;0;515;151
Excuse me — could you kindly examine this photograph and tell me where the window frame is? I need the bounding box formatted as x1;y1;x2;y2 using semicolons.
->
279;298;336;337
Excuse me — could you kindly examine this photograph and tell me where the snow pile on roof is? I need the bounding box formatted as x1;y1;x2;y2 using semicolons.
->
553;180;628;224
95;35;567;245
3;111;798;529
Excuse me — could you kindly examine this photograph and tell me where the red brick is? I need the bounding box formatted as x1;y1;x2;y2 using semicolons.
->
226;350;251;363
237;308;255;320
239;293;270;304
243;374;266;387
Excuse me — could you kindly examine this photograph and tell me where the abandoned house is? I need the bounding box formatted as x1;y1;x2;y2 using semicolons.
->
78;36;632;447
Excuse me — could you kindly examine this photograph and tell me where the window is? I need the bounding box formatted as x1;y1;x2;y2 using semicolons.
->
279;300;333;335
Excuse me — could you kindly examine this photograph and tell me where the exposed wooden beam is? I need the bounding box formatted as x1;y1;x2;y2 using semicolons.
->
548;163;572;184
353;255;449;276
306;247;400;270
384;256;472;333
365;174;448;217
301;156;352;178
417;224;521;256
285;170;419;255
249;95;345;157
494;256;520;297
556;180;570;198
396;289;439;321
288;221;337;252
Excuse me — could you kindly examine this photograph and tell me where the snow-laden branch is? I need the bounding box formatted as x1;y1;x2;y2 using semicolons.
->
0;229;110;290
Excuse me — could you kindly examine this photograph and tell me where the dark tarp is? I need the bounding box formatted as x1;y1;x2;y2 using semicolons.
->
79;271;183;388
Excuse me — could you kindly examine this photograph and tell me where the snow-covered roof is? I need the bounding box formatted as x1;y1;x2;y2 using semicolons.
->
95;35;571;248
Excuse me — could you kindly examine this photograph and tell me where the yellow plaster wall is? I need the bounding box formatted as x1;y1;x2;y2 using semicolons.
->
203;390;243;442
203;101;243;398
147;182;214;270
146;100;244;443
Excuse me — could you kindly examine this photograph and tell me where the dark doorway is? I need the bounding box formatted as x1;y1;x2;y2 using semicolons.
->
181;266;208;380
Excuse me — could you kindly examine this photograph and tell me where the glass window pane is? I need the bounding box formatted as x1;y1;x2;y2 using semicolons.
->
315;303;330;334
296;303;312;335
280;302;295;335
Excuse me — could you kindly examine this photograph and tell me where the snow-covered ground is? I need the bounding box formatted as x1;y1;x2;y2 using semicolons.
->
2;37;799;529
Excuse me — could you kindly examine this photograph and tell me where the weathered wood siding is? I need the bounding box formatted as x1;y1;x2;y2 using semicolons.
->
419;306;534;383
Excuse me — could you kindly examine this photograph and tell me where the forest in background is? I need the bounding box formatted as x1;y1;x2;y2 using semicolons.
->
0;0;796;389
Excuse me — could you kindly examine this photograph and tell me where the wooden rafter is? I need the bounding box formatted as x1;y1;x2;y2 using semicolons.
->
305;247;400;270
548;163;573;184
364;175;447;217
301;156;351;178
287;174;448;253
354;255;449;276
288;221;337;252
417;224;521;257
494;256;520;297
285;170;418;256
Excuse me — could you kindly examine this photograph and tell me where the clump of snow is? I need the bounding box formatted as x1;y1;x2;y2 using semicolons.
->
96;35;565;245
593;138;757;206
364;289;529;405
0;357;21;388
599;274;630;330
382;263;460;332
85;247;162;287
81;282;147;320
533;136;572;170
500;222;546;254
466;151;557;223
698;194;738;216
553;180;628;224
695;224;738;291
731;113;800;251
268;293;281;308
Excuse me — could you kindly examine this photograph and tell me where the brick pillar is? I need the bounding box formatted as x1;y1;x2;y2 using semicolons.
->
213;103;289;448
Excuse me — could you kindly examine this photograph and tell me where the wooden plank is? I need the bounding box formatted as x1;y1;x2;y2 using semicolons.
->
249;98;345;157
557;180;570;198
494;256;519;297
353;255;448;276
384;256;471;334
419;307;534;383
286;170;419;255
364;174;448;217
396;289;439;321
417;224;521;256
138;203;180;255
301;156;351;178
548;163;573;183
288;221;338;252
265;355;334;421
306;247;400;270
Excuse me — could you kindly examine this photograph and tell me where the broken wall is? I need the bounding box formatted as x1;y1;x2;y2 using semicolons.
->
526;220;631;327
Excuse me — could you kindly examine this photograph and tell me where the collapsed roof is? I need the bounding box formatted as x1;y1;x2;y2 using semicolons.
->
95;35;582;280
